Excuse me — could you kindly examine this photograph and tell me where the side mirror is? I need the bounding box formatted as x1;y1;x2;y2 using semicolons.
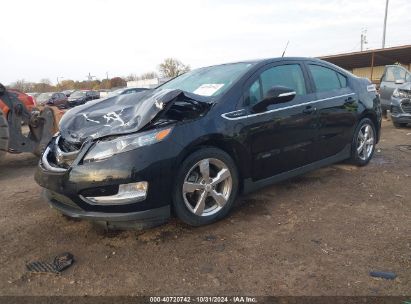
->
252;86;296;113
395;79;405;85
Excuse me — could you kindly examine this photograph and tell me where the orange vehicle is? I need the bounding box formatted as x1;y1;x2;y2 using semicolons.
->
0;84;64;158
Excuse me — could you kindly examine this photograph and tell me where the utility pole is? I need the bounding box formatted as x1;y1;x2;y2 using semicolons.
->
86;72;96;81
360;29;368;52
57;76;64;86
382;0;389;48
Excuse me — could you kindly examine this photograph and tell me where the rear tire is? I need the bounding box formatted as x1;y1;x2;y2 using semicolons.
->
0;109;9;160
350;118;376;166
172;147;239;226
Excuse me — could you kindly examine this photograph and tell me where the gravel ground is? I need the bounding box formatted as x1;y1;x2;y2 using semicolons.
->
0;120;410;296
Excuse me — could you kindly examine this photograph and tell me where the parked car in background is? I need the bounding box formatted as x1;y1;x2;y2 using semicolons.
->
36;92;68;108
36;57;381;228
67;90;100;107
379;65;411;109
108;87;149;97
62;90;75;97
390;84;411;128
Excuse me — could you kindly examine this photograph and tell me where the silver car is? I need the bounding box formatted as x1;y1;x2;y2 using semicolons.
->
379;65;411;127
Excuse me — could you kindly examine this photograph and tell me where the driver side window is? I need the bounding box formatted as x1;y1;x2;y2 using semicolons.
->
245;64;306;106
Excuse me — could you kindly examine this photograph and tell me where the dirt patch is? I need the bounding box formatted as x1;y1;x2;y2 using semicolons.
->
0;120;410;296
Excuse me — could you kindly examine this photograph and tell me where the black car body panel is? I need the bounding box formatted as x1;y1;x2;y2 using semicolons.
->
35;57;382;226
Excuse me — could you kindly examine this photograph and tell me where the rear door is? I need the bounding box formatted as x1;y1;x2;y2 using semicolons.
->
305;62;357;159
237;61;319;180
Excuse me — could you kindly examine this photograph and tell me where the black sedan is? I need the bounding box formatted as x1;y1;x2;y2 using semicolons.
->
67;90;100;107
35;57;381;228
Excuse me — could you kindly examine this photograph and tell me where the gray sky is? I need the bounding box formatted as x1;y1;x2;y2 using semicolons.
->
1;0;410;85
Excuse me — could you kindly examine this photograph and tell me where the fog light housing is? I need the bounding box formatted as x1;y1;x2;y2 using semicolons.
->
81;182;148;205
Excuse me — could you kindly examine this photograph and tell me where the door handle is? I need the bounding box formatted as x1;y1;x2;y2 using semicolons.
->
303;106;316;114
345;97;356;103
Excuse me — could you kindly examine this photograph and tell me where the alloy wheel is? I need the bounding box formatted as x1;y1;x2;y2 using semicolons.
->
182;158;232;216
356;123;375;161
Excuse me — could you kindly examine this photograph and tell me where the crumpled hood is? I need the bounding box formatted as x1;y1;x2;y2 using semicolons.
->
59;89;210;143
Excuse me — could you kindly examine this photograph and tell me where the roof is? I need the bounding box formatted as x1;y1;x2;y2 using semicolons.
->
319;45;411;69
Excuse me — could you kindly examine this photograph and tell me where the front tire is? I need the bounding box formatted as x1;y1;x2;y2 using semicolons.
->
173;147;239;226
350;118;376;166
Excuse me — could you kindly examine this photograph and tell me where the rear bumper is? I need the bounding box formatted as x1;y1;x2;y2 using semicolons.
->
44;190;170;228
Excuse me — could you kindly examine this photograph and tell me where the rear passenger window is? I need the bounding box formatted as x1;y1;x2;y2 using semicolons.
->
309;65;344;92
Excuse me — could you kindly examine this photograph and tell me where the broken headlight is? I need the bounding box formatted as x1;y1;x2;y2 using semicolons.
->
392;88;410;99
83;127;172;163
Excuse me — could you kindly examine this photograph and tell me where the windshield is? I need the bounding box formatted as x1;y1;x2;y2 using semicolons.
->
71;91;86;98
36;93;53;102
159;62;254;97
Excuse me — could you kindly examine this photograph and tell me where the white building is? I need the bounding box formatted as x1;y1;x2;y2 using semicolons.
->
127;77;171;89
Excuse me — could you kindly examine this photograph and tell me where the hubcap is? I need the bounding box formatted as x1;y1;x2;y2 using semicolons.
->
357;123;375;160
182;158;232;216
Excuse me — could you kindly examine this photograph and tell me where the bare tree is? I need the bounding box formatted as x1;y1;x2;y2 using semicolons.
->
35;79;54;93
9;79;31;92
158;58;190;78
125;74;138;81
140;71;158;80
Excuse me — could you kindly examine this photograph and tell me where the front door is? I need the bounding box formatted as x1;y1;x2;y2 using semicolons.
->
380;65;408;109
238;62;319;181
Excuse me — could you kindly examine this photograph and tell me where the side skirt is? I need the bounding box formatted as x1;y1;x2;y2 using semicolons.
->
243;144;351;194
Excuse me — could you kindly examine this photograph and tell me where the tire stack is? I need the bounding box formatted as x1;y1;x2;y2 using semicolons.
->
0;109;9;160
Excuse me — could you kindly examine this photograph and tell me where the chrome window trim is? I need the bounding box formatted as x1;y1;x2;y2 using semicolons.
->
221;93;356;121
278;91;296;97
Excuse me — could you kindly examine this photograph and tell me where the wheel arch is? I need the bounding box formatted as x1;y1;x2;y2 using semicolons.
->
174;134;251;193
358;110;380;143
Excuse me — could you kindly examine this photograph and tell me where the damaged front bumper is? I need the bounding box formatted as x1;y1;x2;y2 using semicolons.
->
390;97;411;124
35;134;183;229
43;190;170;229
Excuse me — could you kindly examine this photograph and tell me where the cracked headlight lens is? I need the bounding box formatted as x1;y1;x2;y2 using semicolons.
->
83;127;172;163
392;88;409;99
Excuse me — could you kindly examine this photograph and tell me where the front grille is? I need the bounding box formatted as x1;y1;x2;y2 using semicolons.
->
46;136;80;169
401;100;411;114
